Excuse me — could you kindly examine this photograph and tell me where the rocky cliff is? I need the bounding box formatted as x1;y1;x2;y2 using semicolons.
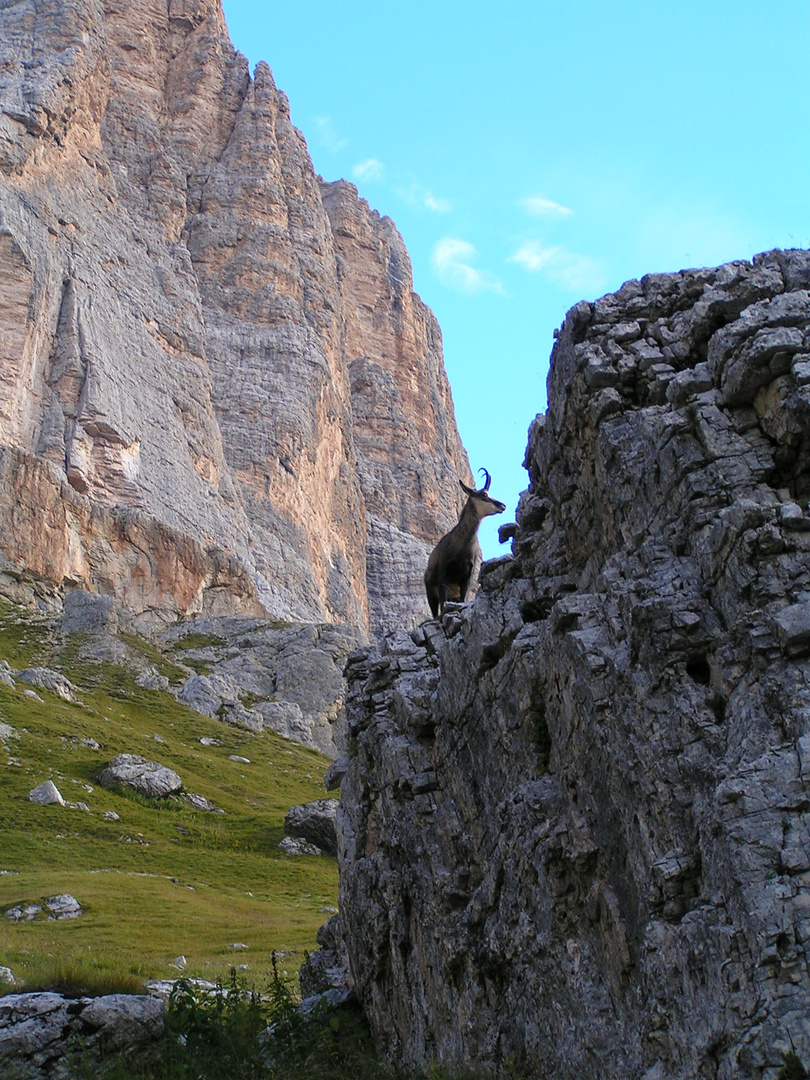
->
0;0;470;636
338;250;810;1079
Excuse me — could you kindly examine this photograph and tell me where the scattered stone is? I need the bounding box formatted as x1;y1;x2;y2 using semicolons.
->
44;894;83;919
0;662;14;689
28;780;65;806
180;792;223;812
228;755;250;764
172;956;187;970
81;737;101;749
6;904;43;922
97;754;182;798
227;943;248;950
284;799;339;856
279;836;322;857
0;965;15;985
104;810;120;821
23;688;44;702
0;721;18;741
16;667;77;702
199;737;220;746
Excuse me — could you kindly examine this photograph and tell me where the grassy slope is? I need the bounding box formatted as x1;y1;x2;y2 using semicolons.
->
0;599;338;992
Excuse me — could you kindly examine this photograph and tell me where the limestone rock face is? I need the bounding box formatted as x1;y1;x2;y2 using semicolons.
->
0;991;164;1078
0;0;469;636
338;251;810;1079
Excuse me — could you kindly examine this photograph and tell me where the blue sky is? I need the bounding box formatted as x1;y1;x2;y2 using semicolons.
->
221;0;810;558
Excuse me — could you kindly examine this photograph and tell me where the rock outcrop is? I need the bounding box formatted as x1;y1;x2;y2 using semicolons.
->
337;251;810;1079
0;0;470;637
0;991;164;1078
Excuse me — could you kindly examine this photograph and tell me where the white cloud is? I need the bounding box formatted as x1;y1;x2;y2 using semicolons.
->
353;158;385;182
432;238;504;294
423;191;453;213
519;195;573;219
311;115;348;153
398;183;453;213
508;240;604;293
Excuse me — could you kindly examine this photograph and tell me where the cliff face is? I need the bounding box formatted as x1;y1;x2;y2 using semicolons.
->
0;0;469;635
339;250;810;1079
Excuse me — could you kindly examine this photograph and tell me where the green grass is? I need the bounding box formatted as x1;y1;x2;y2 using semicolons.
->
0;599;338;991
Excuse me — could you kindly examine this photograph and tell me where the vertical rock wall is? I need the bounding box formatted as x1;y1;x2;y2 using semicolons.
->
0;0;469;634
338;250;810;1080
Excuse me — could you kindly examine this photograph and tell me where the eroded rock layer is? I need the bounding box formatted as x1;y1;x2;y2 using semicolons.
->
339;250;810;1080
0;0;469;636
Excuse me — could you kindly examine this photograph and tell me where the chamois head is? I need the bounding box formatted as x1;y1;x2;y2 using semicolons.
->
458;468;507;518
424;468;506;618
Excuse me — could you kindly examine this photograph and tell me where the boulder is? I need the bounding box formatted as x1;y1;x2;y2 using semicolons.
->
284;798;339;856
97;754;182;798
0;992;164;1077
27;781;65;806
16;667;76;702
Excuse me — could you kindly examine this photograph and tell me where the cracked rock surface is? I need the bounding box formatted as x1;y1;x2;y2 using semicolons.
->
0;0;469;638
0;992;164;1078
337;251;810;1080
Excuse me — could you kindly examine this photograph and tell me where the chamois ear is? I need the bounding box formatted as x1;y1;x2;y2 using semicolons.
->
460;480;477;498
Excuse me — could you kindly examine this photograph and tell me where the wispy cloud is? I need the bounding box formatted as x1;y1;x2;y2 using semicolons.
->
519;195;573;219
508;240;604;293
422;191;453;213
311;115;348;154
432;238;504;294
398;183;453;213
353;158;385;182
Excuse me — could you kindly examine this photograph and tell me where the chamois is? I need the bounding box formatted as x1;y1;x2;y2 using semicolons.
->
424;469;506;618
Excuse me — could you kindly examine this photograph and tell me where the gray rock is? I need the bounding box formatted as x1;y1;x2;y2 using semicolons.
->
16;667;76;702
135;667;170;692
97;754;182;798
60;590;118;637
165;617;368;756
284;799;339;856
6;904;43;922
27;781;65;806
337;253;810;1078
0;991;164;1076
324;754;349;791
181;793;222;813
278;836;322;857
6;894;82;923
44;894;82;919
0;965;15;985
